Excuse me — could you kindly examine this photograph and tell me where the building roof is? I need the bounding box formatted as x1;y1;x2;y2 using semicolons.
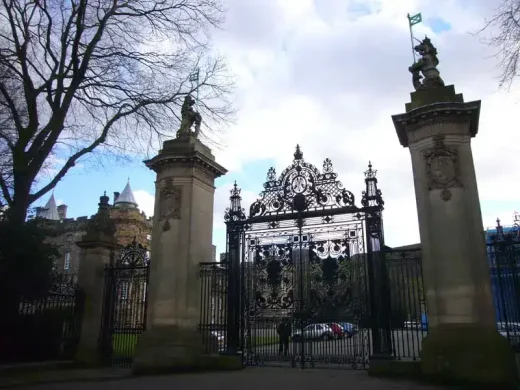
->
40;194;60;220
114;181;138;208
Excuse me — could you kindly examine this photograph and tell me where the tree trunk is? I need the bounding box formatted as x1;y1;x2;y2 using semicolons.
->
10;176;31;224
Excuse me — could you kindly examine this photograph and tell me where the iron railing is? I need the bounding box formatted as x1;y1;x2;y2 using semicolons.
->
487;237;520;354
199;262;228;355
0;273;84;363
383;248;427;361
100;240;150;368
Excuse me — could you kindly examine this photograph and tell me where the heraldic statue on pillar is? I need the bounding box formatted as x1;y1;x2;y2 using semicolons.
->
176;94;202;139
409;36;445;91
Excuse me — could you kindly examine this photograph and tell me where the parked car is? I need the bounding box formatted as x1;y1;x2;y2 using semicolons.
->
497;322;520;348
292;323;334;341
338;322;358;337
327;323;345;339
404;321;420;330
209;331;225;352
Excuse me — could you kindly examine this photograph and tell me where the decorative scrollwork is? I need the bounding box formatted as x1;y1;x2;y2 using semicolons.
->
306;239;365;318
323;158;333;174
266;167;277;182
116;238;150;267
248;145;357;218
49;272;80;295
252;243;294;310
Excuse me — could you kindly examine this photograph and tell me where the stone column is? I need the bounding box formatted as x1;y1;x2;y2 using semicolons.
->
75;194;119;366
132;134;241;374
392;40;515;387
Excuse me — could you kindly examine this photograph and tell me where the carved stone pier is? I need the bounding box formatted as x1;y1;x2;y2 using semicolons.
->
391;38;516;388
131;134;241;374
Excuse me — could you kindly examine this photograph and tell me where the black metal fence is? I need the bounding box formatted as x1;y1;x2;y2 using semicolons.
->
383;248;427;361
199;262;228;355
0;273;84;364
487;222;520;360
100;240;150;368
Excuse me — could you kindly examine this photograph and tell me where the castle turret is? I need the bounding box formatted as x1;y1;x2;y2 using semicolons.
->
114;181;138;209
36;194;60;220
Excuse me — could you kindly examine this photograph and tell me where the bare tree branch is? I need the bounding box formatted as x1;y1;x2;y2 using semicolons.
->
0;0;234;223
475;0;520;89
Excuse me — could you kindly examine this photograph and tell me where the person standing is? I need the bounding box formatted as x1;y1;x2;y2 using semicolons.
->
277;318;291;355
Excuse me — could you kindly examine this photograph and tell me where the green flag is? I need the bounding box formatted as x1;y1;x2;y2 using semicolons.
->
408;12;422;27
189;69;199;83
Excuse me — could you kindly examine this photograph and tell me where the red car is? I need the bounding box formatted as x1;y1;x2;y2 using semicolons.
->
327;323;345;339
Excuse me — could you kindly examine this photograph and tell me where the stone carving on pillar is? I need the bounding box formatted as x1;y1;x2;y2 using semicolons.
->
158;179;182;231
423;135;463;201
176;95;202;139
409;37;445;91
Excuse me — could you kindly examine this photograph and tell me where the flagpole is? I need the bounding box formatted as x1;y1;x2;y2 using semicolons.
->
407;13;416;63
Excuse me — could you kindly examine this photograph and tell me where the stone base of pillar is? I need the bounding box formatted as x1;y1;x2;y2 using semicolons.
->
75;346;105;367
420;324;516;388
131;325;242;375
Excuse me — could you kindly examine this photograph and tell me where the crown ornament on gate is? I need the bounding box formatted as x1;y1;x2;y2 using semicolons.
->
361;161;384;208
224;181;246;223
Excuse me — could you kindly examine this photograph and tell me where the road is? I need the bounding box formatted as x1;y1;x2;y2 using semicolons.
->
13;367;451;390
246;329;426;364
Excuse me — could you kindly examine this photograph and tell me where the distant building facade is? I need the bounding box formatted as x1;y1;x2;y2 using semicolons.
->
35;181;153;275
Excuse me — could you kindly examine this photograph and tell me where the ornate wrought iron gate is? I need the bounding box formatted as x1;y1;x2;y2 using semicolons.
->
223;146;391;369
100;239;150;367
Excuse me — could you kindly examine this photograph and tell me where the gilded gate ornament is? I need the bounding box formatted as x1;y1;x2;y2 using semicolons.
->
158;179;181;231
423;135;463;201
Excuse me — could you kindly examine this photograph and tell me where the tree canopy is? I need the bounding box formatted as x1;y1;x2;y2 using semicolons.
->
0;0;234;223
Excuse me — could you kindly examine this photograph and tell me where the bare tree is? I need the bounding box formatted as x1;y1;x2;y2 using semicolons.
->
0;0;234;224
477;0;520;89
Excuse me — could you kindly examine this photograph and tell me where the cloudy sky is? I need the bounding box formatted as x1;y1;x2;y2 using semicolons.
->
40;0;520;259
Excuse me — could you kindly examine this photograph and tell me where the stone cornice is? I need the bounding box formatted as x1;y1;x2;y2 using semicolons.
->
392;100;481;147
145;150;227;179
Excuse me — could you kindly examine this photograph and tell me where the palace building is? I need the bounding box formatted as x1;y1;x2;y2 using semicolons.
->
34;181;153;275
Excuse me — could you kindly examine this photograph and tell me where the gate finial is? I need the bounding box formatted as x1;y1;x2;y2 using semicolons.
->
294;144;303;160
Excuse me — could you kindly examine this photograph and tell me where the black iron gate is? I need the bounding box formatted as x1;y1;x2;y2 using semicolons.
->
222;146;391;369
100;239;150;367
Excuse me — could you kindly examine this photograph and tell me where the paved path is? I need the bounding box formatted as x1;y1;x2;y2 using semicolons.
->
14;367;453;390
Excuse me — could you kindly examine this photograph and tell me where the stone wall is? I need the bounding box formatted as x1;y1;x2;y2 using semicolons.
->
38;208;152;275
110;208;152;247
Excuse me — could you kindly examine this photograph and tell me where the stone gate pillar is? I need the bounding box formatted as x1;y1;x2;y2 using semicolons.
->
132;123;241;374
75;193;119;366
391;38;515;387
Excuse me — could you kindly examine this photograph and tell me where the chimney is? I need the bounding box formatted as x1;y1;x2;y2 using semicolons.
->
57;204;67;220
35;206;45;218
113;192;120;205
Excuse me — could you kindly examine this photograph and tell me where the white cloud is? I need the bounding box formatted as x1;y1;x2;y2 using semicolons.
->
204;0;520;250
123;0;519;256
134;190;155;218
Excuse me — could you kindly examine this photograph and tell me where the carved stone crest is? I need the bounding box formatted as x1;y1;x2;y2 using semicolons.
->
423;135;463;202
158;179;182;231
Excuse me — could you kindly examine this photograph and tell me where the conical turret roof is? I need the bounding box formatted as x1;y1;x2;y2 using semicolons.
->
114;180;138;208
41;194;60;220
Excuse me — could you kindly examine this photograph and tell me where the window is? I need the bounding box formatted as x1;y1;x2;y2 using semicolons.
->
64;252;71;270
